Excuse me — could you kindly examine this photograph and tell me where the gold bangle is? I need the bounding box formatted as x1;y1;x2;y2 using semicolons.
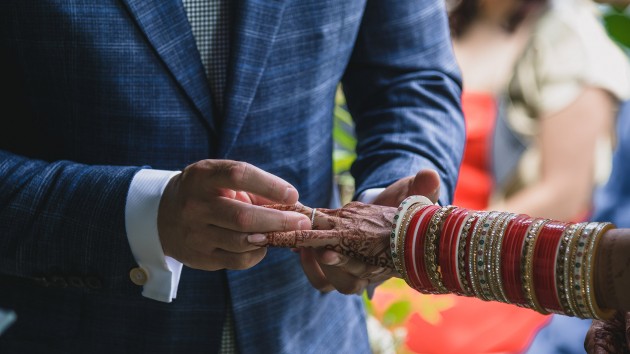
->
556;223;580;317
469;212;491;299
456;212;480;297
391;196;432;277
521;218;550;314
585;222;616;320
477;211;501;301
424;206;456;294
571;223;597;318
398;203;424;284
490;213;517;303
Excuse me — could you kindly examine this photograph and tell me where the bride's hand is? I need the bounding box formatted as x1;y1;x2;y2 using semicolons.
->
253;202;397;271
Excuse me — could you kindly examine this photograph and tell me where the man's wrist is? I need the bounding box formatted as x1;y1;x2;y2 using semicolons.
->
125;169;183;303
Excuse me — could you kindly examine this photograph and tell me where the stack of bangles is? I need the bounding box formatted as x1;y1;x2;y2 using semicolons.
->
390;196;616;320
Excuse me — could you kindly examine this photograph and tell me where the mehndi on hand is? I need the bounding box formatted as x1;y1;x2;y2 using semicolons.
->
254;202;397;271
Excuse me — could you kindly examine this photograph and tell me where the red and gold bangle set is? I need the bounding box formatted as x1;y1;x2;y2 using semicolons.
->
390;196;615;320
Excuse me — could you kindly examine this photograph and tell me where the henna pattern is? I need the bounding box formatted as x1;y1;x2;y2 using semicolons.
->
261;202;396;270
585;311;630;354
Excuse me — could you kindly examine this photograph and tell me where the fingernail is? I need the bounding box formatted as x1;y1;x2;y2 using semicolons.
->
323;253;340;266
298;218;311;230
283;186;298;204
247;234;267;244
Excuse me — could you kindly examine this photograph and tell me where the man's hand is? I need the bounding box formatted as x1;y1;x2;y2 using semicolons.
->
300;169;441;294
157;159;311;271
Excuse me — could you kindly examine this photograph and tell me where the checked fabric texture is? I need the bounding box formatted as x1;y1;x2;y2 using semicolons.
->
182;0;231;113
181;0;235;353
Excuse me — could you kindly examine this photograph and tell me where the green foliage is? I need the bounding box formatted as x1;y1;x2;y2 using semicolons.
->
604;13;630;48
602;7;630;51
333;87;357;203
332;95;357;175
362;292;375;315
381;300;413;327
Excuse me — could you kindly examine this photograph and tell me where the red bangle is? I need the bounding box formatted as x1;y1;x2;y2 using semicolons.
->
405;205;440;292
403;205;431;289
501;215;531;306
440;208;468;293
534;221;568;313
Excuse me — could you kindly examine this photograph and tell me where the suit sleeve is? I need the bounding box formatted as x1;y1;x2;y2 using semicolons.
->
0;149;142;293
342;0;465;205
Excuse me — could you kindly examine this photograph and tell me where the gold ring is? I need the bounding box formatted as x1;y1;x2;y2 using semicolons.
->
310;208;317;229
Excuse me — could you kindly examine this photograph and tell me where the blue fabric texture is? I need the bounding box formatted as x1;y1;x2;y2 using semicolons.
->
0;0;464;352
592;101;630;227
525;315;592;354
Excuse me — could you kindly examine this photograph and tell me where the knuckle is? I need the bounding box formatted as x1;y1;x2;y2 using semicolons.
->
266;178;279;198
186;160;208;177
345;201;363;208
281;214;290;231
232;208;254;229
228;162;249;185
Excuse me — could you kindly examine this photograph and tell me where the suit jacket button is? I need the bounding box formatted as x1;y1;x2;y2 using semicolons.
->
129;267;148;286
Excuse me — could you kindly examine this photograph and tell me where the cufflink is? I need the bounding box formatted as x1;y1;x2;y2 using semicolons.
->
129;267;148;286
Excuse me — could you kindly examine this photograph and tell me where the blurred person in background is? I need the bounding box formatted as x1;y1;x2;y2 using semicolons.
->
407;0;630;353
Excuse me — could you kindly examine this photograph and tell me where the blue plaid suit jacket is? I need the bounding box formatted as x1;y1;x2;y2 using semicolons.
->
0;0;464;352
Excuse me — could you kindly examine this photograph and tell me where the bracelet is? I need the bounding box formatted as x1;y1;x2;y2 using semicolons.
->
565;222;587;317
585;222;615;320
398;203;425;284
392;200;617;319
457;212;480;296
424;206;456;294
441;208;469;294
490;213;517;303
571;223;597;318
534;221;567;313
468;212;492;299
407;206;440;293
391;196;432;277
521;218;550;314
475;211;501;301
501;215;530;305
556;223;579;317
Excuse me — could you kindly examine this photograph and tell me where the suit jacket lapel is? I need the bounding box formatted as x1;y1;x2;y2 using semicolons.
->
218;0;288;157
120;0;217;136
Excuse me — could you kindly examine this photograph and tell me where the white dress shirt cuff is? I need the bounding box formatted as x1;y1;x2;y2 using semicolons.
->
357;188;386;204
125;169;183;303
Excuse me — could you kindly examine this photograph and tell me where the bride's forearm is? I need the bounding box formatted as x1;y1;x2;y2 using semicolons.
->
596;229;630;311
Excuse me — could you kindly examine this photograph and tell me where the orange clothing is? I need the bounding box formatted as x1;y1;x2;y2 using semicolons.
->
453;92;495;210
